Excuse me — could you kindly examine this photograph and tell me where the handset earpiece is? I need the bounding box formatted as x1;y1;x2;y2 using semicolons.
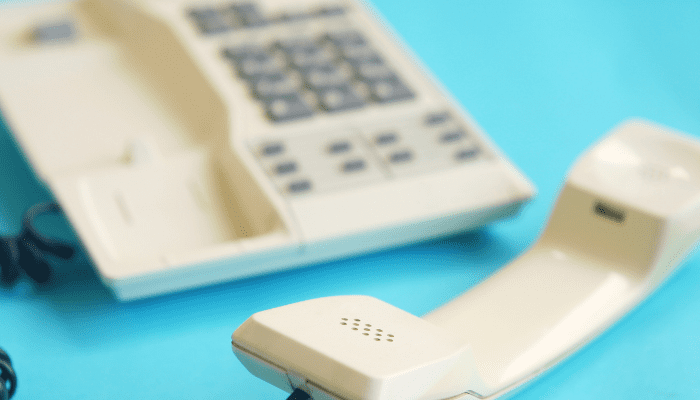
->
232;120;700;400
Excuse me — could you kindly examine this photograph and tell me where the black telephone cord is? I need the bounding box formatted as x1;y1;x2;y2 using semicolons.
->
0;202;75;286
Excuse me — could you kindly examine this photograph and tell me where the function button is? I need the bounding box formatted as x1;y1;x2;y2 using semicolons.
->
318;85;365;113
342;159;366;173
275;11;312;22
316;6;346;17
440;129;466;143
275;161;298;175
33;20;76;42
367;77;414;104
264;94;314;122
188;8;231;35
328;141;352;154
304;64;351;90
288;179;312;194
374;132;398;146
455;147;481;161
389;150;413;164
230;3;268;27
253;73;300;99
425;111;451;126
261;142;285;156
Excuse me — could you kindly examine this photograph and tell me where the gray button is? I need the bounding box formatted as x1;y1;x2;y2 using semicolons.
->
279;41;335;70
261;142;285;156
231;3;268;27
265;95;314;122
352;56;394;81
368;77;414;103
375;132;398;145
425;112;451;126
328;141;352;154
188;8;231;35
33;21;76;42
253;73;300;99
327;30;368;50
389;150;413;163
342;159;366;173
318;85;365;113
305;64;351;89
455;147;480;161
275;161;298;175
288;180;312;194
237;51;284;79
317;6;346;17
440;129;466;143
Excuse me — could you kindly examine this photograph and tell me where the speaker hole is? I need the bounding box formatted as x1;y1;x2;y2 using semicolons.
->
376;334;381;336
387;334;394;337
376;329;383;332
353;323;359;326
363;333;369;336
341;318;348;321
352;328;358;330
365;324;371;327
364;328;370;331
354;319;360;321
340;322;347;325
387;339;393;342
374;338;380;341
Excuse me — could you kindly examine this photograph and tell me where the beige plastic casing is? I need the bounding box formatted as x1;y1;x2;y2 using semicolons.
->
232;120;700;399
0;0;533;300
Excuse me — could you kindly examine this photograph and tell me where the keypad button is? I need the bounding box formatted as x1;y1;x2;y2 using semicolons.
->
326;30;368;50
367;77;414;103
253;73;300;99
440;129;466;143
318;85;365;113
275;161;298;175
375;132;398;146
288;180;312;194
342;159;366;173
231;3;268;27
328;141;352;154
389;150;413;163
188;8;231;35
305;64;351;90
237;51;285;79
278;40;335;69
264;95;314;122
261;142;285;156
352;56;395;81
455;147;480;161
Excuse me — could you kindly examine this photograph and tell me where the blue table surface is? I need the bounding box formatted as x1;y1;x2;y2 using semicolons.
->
1;0;700;399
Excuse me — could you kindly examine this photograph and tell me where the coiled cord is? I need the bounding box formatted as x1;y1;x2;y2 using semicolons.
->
0;348;16;400
0;202;75;286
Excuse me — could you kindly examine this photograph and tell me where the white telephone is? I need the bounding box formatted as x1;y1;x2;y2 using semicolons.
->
232;120;700;400
0;0;533;300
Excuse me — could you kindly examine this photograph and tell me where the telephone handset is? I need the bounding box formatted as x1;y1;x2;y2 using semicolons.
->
232;120;700;399
0;0;533;300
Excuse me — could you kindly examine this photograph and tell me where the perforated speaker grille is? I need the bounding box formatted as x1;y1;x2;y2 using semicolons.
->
340;317;395;342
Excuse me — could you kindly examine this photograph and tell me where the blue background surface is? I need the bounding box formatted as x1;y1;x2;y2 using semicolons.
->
1;0;700;399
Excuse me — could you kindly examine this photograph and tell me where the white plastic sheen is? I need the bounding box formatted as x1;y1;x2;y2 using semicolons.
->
232;120;700;399
0;0;533;300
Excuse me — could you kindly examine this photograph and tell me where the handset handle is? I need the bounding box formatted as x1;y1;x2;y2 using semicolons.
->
424;119;700;398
